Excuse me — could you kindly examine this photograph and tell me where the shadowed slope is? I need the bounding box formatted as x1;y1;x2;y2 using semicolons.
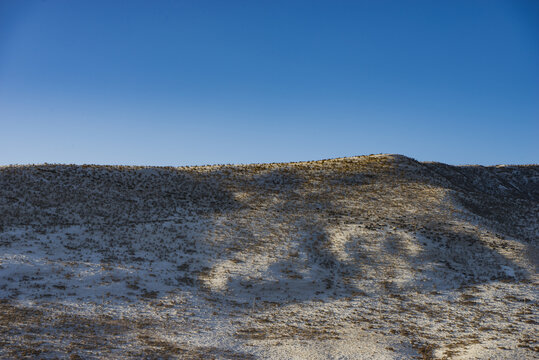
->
0;155;537;359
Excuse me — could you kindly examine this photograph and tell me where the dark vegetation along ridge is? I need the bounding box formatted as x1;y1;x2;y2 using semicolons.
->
0;154;537;359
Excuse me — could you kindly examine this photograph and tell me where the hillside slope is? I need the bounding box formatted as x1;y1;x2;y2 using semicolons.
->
0;154;537;359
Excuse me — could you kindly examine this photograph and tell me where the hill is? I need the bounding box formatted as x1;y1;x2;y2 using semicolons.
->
0;154;537;359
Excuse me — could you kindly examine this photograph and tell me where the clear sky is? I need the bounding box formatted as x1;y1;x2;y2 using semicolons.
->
1;0;537;166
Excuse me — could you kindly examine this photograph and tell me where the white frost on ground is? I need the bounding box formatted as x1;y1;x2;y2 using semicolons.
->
0;155;537;359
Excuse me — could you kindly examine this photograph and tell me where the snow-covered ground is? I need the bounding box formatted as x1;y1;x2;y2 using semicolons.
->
0;154;537;359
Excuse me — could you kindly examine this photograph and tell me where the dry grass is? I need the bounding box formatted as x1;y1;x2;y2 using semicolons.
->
0;154;537;358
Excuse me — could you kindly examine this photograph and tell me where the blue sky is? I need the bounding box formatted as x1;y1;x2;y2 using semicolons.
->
1;0;537;166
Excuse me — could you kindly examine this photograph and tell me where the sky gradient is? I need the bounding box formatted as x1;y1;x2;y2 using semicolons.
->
1;0;538;166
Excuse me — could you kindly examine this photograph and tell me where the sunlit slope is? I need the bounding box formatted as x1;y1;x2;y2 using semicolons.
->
0;154;537;359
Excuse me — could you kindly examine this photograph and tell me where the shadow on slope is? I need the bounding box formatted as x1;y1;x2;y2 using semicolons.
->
0;158;536;305
194;156;535;304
